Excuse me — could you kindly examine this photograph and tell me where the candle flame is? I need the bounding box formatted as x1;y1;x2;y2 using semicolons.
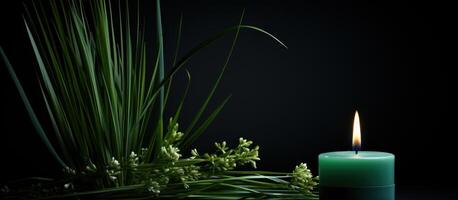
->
352;110;361;152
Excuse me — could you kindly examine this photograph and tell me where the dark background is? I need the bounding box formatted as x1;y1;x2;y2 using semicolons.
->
0;0;454;199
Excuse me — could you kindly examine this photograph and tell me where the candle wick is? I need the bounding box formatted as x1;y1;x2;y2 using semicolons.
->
353;145;360;155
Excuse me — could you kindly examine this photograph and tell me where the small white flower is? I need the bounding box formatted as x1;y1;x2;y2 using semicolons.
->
111;157;120;166
64;183;73;189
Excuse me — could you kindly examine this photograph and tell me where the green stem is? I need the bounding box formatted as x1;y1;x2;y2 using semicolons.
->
153;0;165;161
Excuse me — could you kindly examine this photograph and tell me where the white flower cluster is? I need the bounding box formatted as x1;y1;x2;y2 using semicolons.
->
159;120;185;162
128;151;139;168
235;137;260;169
107;157;121;181
145;179;161;194
190;148;199;159
290;163;318;194
160;145;181;162
164;118;184;145
193;137;260;171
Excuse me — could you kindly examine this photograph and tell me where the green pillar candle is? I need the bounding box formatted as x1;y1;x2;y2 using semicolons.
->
319;111;395;200
319;151;395;200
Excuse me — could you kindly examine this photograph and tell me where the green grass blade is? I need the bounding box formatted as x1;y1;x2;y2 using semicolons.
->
165;69;191;140
164;13;184;108
184;10;245;138
156;0;165;110
140;24;287;120
152;0;166;160
0;47;66;168
38;81;74;166
181;95;232;150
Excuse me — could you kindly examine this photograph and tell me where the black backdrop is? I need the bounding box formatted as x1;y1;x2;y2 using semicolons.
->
0;0;454;199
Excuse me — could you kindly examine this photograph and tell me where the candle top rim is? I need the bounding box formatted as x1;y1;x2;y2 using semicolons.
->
319;151;394;159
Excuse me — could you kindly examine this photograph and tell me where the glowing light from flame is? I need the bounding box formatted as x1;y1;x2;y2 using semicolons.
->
352;110;361;152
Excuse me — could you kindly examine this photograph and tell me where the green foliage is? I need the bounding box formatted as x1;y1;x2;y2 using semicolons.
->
0;0;318;199
290;163;320;195
191;137;261;171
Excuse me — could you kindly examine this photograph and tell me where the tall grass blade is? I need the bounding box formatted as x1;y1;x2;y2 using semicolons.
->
181;95;232;150
184;10;245;141
140;24;287;120
152;0;165;160
0;47;66;168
